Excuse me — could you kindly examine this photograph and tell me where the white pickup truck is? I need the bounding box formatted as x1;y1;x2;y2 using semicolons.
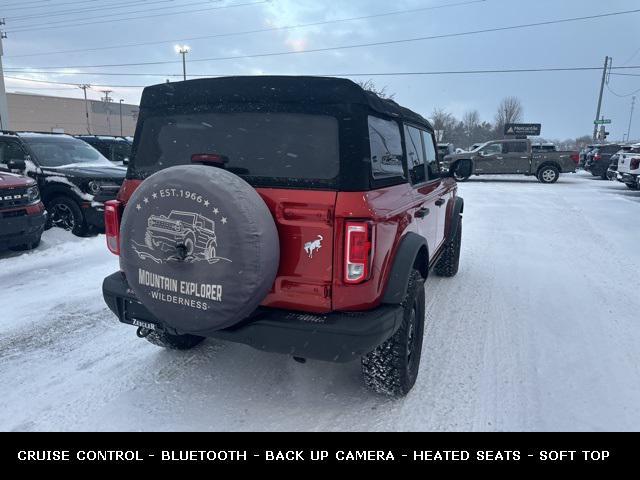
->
616;143;640;190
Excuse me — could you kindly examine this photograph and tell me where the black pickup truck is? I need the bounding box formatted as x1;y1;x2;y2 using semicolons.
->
443;138;579;183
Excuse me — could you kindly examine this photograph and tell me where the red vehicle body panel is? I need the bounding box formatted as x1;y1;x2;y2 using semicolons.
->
116;174;457;313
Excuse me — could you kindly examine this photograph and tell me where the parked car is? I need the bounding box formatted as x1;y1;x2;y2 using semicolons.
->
0;131;126;236
579;145;597;169
76;135;132;166
102;76;464;397
443;138;578;183
606;146;634;181
616;143;640;190
585;144;622;180
0;169;46;251
437;143;456;160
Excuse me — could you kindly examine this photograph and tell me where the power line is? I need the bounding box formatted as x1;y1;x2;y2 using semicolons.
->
5;0;487;59
6;65;640;90
5;0;269;33
7;0;219;24
10;8;640;70
606;83;640;98
6;0;188;22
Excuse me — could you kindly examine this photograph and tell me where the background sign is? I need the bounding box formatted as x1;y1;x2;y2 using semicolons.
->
504;123;542;136
594;119;612;125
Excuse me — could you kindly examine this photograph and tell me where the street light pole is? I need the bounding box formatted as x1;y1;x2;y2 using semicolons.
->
593;56;610;142
119;99;124;136
175;45;190;81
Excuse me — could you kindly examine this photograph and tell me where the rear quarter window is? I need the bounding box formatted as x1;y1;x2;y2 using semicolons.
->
368;116;404;181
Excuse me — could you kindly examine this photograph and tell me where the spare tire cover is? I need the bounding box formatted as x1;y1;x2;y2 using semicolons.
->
120;165;279;335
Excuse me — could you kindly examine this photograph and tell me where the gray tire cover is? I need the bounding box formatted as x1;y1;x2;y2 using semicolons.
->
119;165;279;334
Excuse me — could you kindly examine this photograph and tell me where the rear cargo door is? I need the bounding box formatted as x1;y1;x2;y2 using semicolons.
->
258;189;337;313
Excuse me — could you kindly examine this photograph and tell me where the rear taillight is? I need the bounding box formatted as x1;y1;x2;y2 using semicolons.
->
570;153;579;164
630;158;640;170
594;154;601;161
105;200;122;255
344;222;373;285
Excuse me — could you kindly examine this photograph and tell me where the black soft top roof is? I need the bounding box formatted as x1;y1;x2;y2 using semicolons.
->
140;76;433;131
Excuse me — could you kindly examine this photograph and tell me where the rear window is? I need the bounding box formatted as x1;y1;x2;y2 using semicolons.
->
132;113;339;185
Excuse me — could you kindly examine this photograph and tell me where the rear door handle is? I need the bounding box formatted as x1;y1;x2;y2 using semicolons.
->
435;199;446;207
415;207;430;219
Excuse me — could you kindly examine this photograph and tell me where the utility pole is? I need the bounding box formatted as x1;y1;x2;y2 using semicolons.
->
119;99;124;136
593;56;610;142
101;90;113;135
626;96;636;143
0;19;11;131
175;45;190;81
79;84;92;134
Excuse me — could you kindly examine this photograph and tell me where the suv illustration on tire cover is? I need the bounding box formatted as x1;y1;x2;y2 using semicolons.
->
135;210;220;264
102;76;464;397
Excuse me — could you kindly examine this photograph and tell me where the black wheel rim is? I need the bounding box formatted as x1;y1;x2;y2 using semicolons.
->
51;203;75;231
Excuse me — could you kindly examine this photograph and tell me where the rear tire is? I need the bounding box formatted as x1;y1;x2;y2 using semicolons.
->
435;217;462;277
537;165;559;184
362;269;425;397
144;330;205;350
626;183;639;190
9;238;41;251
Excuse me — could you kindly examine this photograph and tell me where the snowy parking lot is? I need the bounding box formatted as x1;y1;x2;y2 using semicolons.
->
1;171;639;432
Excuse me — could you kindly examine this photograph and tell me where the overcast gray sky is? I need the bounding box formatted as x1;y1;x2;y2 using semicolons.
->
1;0;638;140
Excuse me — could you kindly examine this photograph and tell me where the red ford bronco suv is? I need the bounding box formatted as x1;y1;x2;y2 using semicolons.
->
0;169;46;251
102;76;463;396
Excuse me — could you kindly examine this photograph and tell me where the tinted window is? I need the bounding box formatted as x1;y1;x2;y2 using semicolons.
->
0;140;27;166
22;136;110;167
134;113;339;182
423;132;440;180
368;116;404;180
404;126;426;185
508;141;528;153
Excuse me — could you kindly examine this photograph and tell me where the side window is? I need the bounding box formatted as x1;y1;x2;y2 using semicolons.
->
482;143;503;156
404;126;426;185
0;141;27;167
368;116;404;180
510;141;528;153
422;132;440;180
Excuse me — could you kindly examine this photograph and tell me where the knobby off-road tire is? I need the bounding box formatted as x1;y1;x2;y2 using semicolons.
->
362;269;426;397
453;160;472;182
537;165;560;184
144;330;205;350
48;196;88;236
434;216;462;277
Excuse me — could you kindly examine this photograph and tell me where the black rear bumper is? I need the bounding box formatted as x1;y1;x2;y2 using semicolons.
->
102;272;403;363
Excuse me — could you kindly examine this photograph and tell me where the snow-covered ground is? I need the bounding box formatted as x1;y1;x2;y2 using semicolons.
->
1;172;639;432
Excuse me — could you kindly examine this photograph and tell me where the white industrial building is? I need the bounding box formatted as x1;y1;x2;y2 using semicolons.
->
5;92;139;136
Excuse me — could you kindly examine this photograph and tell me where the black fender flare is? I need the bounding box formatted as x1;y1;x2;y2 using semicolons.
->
446;196;464;242
41;183;81;205
382;232;429;305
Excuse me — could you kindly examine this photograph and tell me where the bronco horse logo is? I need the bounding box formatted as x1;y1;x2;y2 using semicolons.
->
304;235;323;258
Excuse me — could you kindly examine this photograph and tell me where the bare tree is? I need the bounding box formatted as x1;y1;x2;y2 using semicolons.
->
357;79;396;100
462;110;480;137
494;96;523;137
430;108;457;142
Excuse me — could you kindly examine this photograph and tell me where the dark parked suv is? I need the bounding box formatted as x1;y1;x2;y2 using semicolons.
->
585;144;621;179
76;135;132;166
102;76;464;396
0;131;126;236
